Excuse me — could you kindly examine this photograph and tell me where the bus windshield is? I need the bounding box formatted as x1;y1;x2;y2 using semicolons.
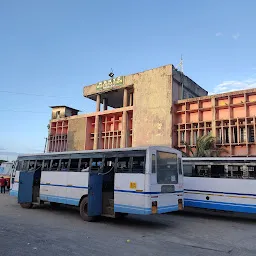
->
157;151;178;184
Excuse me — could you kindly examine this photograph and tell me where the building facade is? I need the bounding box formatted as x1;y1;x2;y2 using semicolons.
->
47;64;256;156
47;64;207;152
174;88;256;156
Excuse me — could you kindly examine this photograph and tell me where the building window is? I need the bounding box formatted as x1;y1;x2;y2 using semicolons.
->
181;132;185;144
224;128;229;143
240;127;245;142
233;127;238;143
217;129;222;144
248;127;254;142
193;131;198;144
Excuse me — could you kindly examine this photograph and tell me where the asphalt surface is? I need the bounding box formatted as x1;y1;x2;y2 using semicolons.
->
1;193;256;256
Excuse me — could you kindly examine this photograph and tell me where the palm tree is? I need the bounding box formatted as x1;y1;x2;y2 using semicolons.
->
184;133;227;157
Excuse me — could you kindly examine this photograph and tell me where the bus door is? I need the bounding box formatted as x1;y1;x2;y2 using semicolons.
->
18;171;34;204
88;172;103;217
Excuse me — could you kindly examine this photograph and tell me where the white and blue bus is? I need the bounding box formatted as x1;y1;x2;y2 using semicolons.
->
183;157;256;214
10;146;184;221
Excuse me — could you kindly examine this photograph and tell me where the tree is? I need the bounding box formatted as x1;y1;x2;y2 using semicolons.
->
184;133;227;157
0;160;7;165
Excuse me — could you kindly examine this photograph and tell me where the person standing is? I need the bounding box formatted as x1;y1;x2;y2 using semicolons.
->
0;176;5;194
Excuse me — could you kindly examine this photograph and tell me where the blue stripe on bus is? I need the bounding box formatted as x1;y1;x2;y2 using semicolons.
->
114;204;151;214
40;194;80;206
40;183;88;189
114;189;183;195
40;183;183;194
157;205;179;213
10;190;18;197
184;189;256;197
114;204;179;214
184;198;256;213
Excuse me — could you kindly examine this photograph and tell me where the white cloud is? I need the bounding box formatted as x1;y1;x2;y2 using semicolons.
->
232;32;240;40
210;76;256;95
215;32;223;37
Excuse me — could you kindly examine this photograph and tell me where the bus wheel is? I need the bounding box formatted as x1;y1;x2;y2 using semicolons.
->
20;203;33;209
79;197;95;222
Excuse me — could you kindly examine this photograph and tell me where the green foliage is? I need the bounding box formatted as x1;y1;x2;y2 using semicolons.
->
183;133;227;157
0;160;7;165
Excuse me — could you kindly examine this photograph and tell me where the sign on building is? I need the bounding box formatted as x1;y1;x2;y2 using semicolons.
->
96;76;124;91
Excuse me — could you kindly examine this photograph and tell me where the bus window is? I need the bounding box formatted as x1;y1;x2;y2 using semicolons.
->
60;159;69;172
211;165;224;178
157;152;178;184
36;160;43;171
152;154;156;173
183;164;193;177
116;157;131;173
16;161;23;171
23;160;29;171
178;158;182;175
69;159;80;172
196;166;210;177
132;156;145;173
80;158;90;172
51;159;60;171
42;160;51;171
28;161;36;171
91;158;103;172
248;166;256;178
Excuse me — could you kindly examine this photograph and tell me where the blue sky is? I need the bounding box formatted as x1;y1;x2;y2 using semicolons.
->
1;0;256;160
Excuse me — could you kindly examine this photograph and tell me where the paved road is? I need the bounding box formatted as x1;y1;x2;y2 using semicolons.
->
1;194;256;256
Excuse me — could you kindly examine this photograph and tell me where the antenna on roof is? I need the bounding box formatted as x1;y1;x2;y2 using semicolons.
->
178;55;183;73
178;55;184;100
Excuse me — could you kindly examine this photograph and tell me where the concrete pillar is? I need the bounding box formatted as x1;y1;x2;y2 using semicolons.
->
96;94;101;112
123;88;128;107
129;92;133;106
121;111;128;148
103;98;108;111
93;115;100;149
211;97;216;137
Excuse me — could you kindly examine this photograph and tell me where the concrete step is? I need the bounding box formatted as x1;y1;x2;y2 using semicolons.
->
108;199;114;207
103;206;114;216
101;213;116;218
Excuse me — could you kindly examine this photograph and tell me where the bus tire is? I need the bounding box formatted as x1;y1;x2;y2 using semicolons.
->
20;203;33;209
79;197;95;222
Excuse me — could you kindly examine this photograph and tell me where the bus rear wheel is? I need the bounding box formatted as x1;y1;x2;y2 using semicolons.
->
79;197;95;222
20;203;33;209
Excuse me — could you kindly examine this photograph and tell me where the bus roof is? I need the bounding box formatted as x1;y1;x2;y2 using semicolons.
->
17;146;181;158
